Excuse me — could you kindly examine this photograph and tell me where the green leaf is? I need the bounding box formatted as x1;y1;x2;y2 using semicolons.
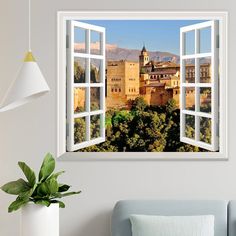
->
48;171;65;180
57;200;65;208
18;162;36;187
37;178;59;196
35;200;51;207
1;179;30;195
18;187;35;200
53;191;81;199
38;153;55;182
58;184;70;192
8;198;29;213
51;200;65;208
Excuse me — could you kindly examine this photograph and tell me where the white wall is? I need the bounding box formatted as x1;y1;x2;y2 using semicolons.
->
0;0;235;235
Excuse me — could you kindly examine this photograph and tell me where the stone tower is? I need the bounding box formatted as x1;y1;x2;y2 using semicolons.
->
139;45;149;69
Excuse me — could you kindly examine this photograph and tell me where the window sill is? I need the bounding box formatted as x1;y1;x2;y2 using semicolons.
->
57;151;228;162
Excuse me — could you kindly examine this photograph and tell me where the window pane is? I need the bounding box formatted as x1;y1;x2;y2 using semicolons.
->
184;59;195;83
74;27;87;53
199;57;211;83
200;87;211;113
74;58;86;83
185;87;195;111
91;30;102;55
91;59;102;83
200;117;211;144
184;30;195;55
185;114;195;139
74;88;86;113
90;115;101;139
199;27;211;53
74;117;86;144
91;87;100;111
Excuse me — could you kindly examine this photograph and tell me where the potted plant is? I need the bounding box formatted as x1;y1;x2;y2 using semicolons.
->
0;153;81;236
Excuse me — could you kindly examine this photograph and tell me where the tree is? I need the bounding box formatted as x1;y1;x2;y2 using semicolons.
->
166;99;177;114
74;62;85;83
90;115;100;139
140;67;146;74
77;98;208;153
130;97;147;112
90;65;99;83
74;118;86;144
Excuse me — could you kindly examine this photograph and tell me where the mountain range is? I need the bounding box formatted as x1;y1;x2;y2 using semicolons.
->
74;42;180;64
106;46;180;64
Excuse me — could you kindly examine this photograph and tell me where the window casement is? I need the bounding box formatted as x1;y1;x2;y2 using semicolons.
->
180;20;219;151
57;12;227;159
66;20;106;151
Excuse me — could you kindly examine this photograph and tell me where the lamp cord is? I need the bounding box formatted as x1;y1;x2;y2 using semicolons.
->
28;0;31;51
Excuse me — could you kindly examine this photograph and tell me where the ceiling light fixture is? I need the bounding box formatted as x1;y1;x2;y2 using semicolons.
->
0;0;50;112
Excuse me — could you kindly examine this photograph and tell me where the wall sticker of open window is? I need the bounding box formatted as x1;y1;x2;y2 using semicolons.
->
180;20;219;151
66;20;106;151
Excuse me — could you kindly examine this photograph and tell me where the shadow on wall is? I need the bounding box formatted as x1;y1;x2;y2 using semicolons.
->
61;210;112;236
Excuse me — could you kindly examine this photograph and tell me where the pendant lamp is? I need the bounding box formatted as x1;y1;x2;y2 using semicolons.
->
0;0;50;112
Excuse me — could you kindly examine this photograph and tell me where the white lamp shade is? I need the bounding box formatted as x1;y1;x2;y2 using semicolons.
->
0;52;50;112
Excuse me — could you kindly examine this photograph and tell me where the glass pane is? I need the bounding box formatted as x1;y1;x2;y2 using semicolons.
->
74;117;86;144
199;57;211;83
185;87;195;111
74;27;87;53
200;87;211;113
91;59;102;83
199;27;211;53
90;115;101;140
184;59;195;83
91;30;102;55
91;87;100;111
74;58;86;83
74;88;86;113
184;30;195;55
185;114;195;139
200;117;211;144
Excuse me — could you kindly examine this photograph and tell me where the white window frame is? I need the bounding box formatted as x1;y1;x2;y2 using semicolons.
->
57;11;228;160
180;20;219;151
67;20;106;151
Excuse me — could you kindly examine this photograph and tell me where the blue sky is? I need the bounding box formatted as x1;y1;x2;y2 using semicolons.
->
77;20;210;55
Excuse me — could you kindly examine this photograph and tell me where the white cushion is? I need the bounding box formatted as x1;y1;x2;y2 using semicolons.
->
130;214;214;236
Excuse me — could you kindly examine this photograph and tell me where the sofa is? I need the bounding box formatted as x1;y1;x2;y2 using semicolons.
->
111;200;236;236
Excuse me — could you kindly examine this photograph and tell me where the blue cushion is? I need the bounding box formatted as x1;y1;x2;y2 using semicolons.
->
111;200;227;236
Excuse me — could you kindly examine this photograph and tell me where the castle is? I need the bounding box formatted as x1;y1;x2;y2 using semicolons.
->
74;46;211;112
106;45;211;110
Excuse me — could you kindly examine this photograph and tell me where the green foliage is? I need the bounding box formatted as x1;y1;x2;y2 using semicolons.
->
90;65;99;83
74;62;85;83
140;67;146;74
77;97;211;153
1;179;31;195
130;97;148;112
18;162;36;187
38;153;55;182
1;153;81;213
74;118;86;143
166;99;177;114
90;115;100;139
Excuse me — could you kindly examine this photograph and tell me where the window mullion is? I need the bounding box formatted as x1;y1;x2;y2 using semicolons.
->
86;29;91;142
101;31;106;138
195;29;200;141
211;20;219;150
180;30;185;139
67;21;75;151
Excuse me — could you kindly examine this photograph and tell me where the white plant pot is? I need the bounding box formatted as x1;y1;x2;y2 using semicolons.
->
21;203;59;236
